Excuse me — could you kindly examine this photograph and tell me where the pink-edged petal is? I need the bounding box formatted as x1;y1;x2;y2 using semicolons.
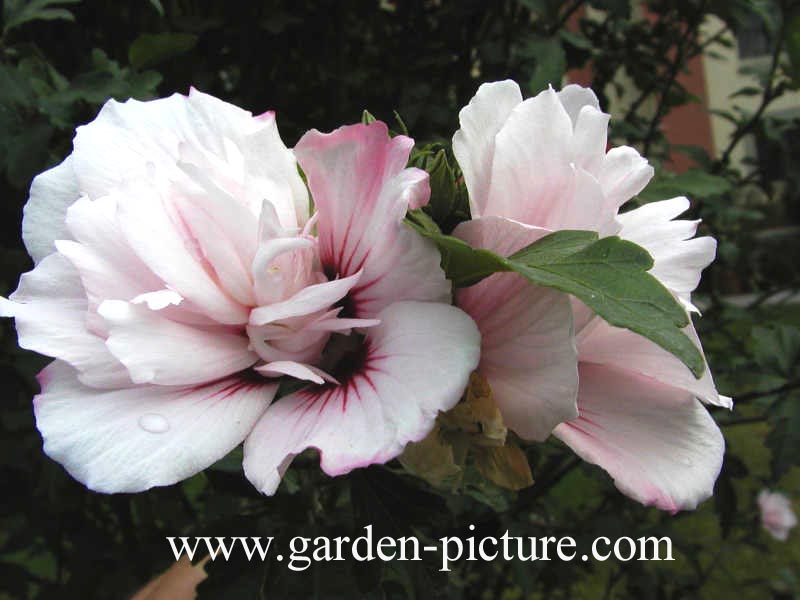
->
249;272;362;326
454;217;578;440
554;363;725;512
294;122;450;318
1;253;130;388
97;300;257;385
60;195;164;302
168;191;257;306
255;361;338;385
251;234;319;307
618;197;716;312
242;301;481;494
596;146;654;213
577;316;730;408
34;360;276;493
115;185;250;324
22;155;80;264
452;80;523;217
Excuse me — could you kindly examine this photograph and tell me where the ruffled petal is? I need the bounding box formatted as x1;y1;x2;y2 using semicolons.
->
577;316;730;408
484;88;611;231
22;155;81;264
98;299;256;386
483;87;574;225
554;363;724;512
1;253;130;388
294;122;450;318
242;301;481;494
34;361;276;493
254;361;338;385
454;217;578;440
115;185;250;324
71;90;305;230
596;146;654;213
452;80;523;217
618;197;716;312
557;84;600;124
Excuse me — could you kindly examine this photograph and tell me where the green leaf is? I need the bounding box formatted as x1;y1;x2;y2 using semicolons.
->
767;397;800;479
425;149;457;225
2;0;79;34
406;221;705;377
522;36;566;94
128;32;198;69
752;324;800;378
785;14;800;85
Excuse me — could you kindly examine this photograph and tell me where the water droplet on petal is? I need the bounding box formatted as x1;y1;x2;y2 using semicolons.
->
138;413;170;434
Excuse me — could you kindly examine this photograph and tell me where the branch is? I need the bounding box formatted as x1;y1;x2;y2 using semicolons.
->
641;3;707;155
712;21;786;173
733;379;800;403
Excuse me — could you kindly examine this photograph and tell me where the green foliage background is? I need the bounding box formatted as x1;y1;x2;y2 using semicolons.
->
1;0;800;598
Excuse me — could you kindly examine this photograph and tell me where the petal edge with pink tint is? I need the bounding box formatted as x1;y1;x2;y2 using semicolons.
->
243;301;481;494
34;361;276;493
294;122;450;318
454;216;578;440
554;363;724;512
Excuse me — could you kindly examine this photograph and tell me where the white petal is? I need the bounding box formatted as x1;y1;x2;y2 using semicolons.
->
483;87;576;225
34;361;276;493
98;300;257;385
243;301;481;494
618;197;716;311
597;146;654;212
2;253;130;388
557;84;600;124
116;186;250;324
452;80;523;217
22;155;80;263
254;361;338;385
249;272;362;326
554;363;725;512
577;316;729;408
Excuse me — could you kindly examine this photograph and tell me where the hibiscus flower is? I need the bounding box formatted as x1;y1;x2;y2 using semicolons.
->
451;80;729;511
1;90;480;494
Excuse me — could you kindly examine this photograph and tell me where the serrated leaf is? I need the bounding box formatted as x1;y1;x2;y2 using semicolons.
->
406;221;705;377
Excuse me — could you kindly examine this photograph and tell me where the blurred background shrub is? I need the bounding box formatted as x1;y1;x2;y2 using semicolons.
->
1;0;799;598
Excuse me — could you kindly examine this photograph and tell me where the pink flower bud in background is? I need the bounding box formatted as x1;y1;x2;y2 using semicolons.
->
758;490;798;541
